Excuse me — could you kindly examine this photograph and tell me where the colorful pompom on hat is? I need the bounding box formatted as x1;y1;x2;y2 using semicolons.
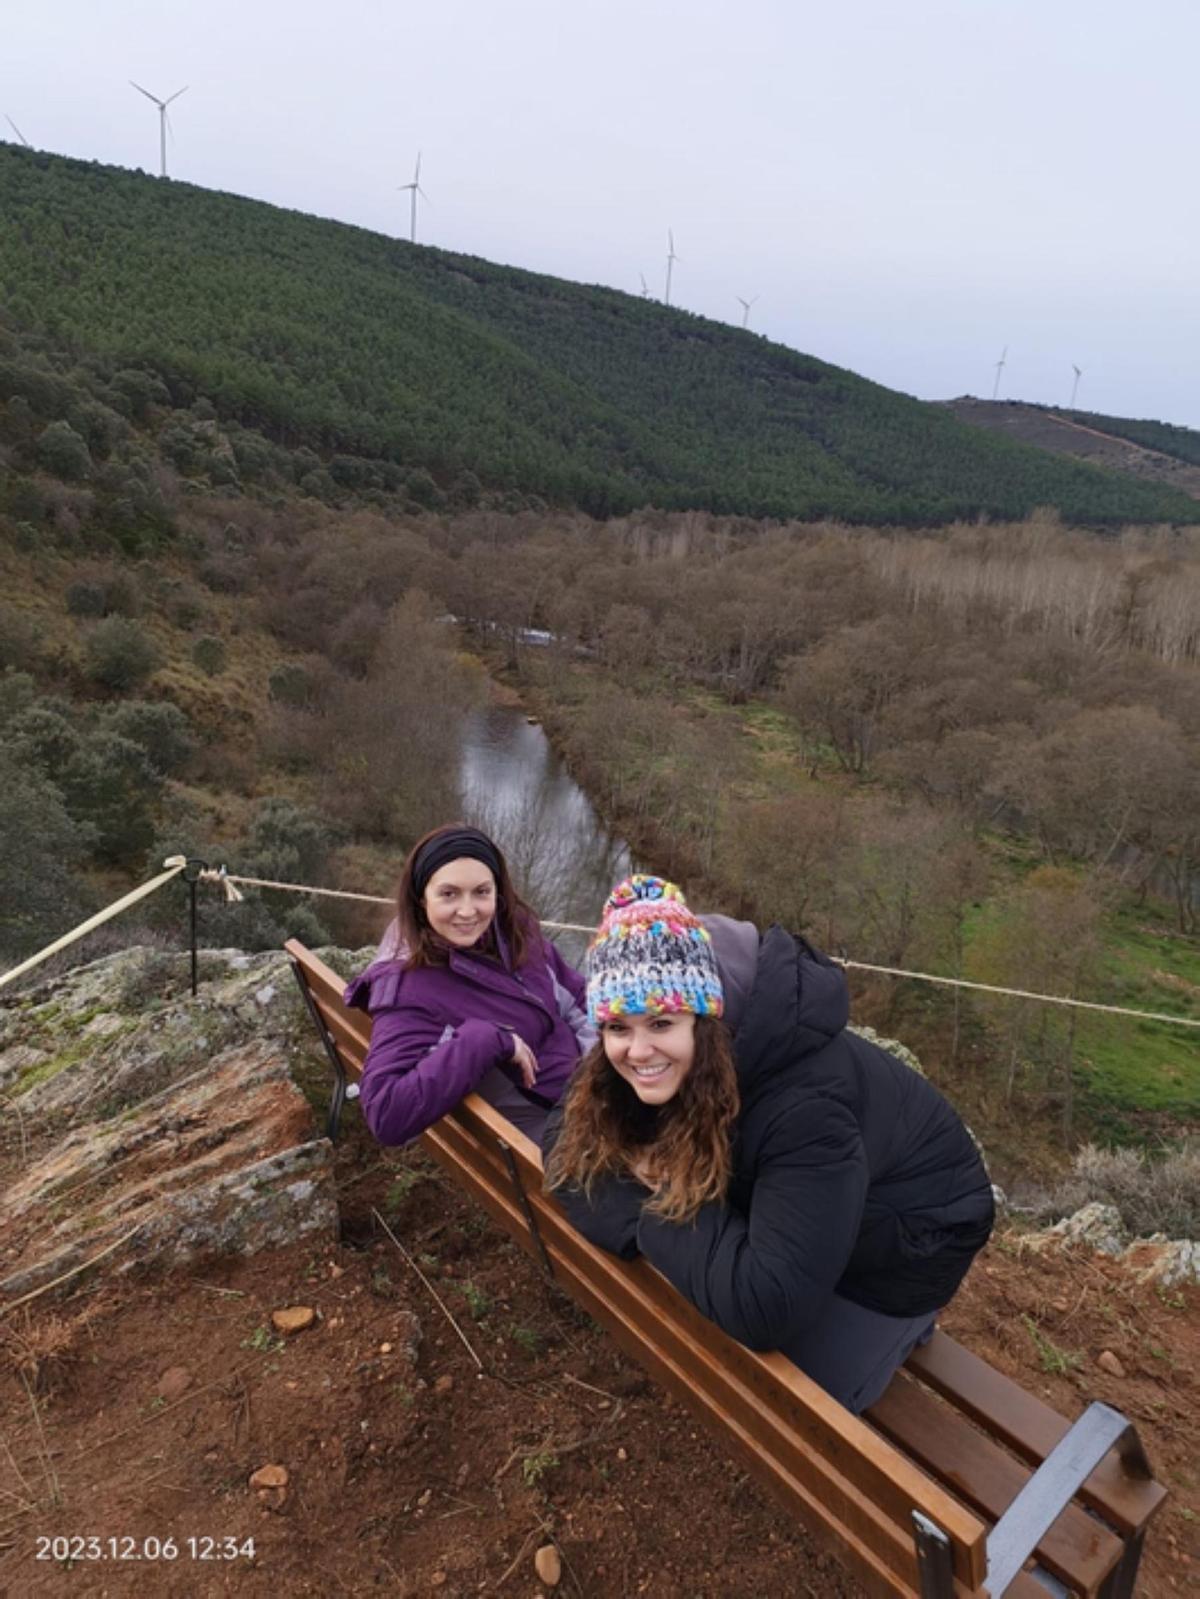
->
586;874;724;1025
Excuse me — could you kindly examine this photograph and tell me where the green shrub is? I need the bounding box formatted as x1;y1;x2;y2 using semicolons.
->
7;703;83;775
0;750;91;960
0;601;40;671
101;700;194;776
83;617;160;691
36;420;93;482
191;635;227;676
60;731;162;865
65;581;107;618
65;566;140;619
0;670;37;727
268;662;317;709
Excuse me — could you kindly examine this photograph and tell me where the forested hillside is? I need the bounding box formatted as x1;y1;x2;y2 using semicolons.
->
1062;410;1200;468
2;143;1197;528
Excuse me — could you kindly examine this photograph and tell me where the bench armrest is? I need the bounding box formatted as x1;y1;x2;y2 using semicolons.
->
984;1403;1153;1597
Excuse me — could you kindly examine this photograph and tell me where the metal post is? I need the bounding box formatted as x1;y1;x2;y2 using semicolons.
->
912;1512;956;1599
287;955;350;1140
181;859;206;997
497;1140;554;1281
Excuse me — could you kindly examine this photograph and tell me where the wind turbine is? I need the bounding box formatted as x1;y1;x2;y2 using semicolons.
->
398;151;430;244
664;229;679;307
129;81;187;178
639;272;649;299
1069;363;1083;408
737;294;758;329
991;345;1007;401
5;115;31;148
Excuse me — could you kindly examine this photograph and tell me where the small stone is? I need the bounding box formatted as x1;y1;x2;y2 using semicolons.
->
430;1573;447;1588
380;1342;393;1354
1051;1298;1069;1313
534;1544;562;1586
616;1447;627;1461
271;1305;316;1335
417;1488;433;1508
1097;1350;1125;1377
249;1463;289;1490
156;1365;192;1402
329;1263;345;1278
434;1374;454;1395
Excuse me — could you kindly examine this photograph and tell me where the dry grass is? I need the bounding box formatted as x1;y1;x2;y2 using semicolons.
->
1031;1140;1200;1240
0;1309;82;1395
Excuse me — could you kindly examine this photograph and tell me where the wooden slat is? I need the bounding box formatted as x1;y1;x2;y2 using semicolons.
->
437;1102;990;1592
907;1333;1167;1537
869;1370;1123;1594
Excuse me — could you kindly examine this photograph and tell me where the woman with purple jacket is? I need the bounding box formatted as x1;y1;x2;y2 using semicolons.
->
345;824;595;1146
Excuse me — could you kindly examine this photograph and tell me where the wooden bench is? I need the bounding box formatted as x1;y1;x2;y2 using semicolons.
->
286;940;1167;1598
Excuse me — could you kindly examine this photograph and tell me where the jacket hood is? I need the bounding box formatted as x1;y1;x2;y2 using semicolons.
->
731;925;850;1089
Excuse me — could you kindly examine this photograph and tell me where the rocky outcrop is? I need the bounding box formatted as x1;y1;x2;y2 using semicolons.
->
0;946;356;1304
1020;1200;1200;1288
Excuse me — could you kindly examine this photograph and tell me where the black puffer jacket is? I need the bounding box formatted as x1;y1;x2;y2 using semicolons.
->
543;927;994;1353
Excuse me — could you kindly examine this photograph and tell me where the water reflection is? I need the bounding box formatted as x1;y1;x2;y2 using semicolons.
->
460;703;634;967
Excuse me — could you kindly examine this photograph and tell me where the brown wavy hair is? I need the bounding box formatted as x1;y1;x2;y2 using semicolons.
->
544;1016;740;1223
396;823;541;969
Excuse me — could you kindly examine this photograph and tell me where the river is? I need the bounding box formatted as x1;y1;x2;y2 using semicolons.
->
459;700;634;966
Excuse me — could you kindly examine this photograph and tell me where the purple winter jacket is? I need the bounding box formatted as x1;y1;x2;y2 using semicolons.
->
344;931;594;1148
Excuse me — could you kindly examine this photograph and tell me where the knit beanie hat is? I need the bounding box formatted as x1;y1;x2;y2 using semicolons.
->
587;875;724;1024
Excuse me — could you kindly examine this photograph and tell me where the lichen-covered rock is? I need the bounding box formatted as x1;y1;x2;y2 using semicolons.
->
1047;1201;1127;1256
848;1023;925;1076
0;945;368;1305
1120;1235;1200;1288
0;1038;337;1301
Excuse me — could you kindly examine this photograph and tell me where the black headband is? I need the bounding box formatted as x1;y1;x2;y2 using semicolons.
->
411;828;504;902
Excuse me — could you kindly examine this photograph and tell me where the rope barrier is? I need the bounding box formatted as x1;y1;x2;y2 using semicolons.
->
194;867;1200;1031
0;858;190;994
2;858;1196;1031
828;958;1200;1029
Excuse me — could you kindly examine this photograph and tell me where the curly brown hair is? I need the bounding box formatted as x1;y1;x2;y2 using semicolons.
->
544;1016;740;1223
396;823;541;969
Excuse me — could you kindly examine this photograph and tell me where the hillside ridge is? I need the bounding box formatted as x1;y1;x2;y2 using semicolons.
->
3;142;1198;528
945;398;1200;499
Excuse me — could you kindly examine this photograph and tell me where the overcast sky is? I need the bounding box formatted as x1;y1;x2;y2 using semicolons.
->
6;0;1198;427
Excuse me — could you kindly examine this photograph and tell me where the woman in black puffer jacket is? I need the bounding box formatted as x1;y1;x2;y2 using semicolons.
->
543;875;994;1414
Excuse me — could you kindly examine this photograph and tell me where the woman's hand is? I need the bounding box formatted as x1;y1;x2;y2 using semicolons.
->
507;1031;539;1091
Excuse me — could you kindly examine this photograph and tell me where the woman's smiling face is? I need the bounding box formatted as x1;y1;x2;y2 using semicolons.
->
601;1012;697;1104
422;857;497;948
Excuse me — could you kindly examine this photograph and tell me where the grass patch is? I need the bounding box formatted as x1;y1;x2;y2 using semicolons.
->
1021;1314;1081;1376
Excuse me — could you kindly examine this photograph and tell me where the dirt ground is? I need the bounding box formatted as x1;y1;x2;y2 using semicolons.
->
1;1115;1197;1599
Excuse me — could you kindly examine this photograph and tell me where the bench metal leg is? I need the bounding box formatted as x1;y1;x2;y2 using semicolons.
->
912;1512;955;1599
497;1139;554;1282
1097;1529;1145;1599
287;955;349;1141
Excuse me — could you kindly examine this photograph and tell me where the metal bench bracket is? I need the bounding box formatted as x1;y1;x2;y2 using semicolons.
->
986;1403;1152;1597
287;954;349;1140
497;1139;554;1281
